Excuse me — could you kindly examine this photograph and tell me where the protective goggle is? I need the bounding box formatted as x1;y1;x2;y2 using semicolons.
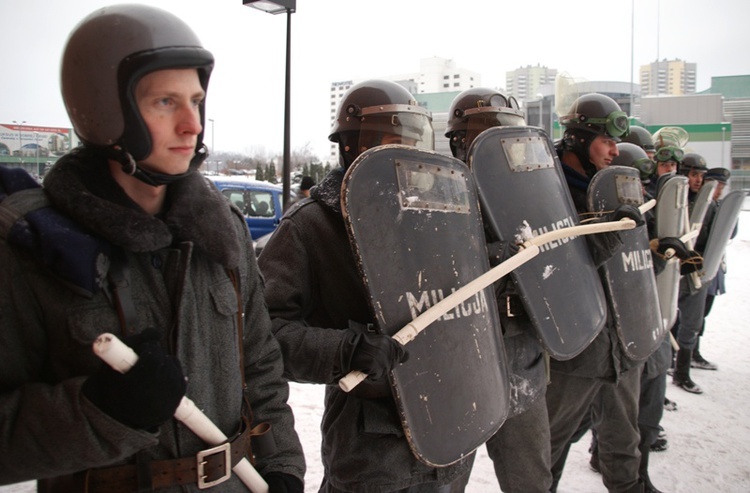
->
581;110;630;139
654;146;685;163
631;157;656;180
563;110;630;139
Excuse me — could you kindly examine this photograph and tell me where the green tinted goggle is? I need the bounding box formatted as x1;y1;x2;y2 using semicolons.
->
655;146;684;162
632;157;656;179
583;111;629;138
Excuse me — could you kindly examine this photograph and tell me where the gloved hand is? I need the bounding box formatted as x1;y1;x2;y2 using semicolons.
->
340;330;409;381
486;240;521;267
82;329;186;431
610;204;645;227
680;256;704;275
650;237;695;261
263;472;304;493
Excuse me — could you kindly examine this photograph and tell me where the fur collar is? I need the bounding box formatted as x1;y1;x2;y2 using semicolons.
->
43;147;242;269
311;167;345;214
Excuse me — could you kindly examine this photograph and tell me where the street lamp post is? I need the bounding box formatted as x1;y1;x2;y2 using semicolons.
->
208;118;216;173
34;132;40;176
12;120;26;165
243;0;296;211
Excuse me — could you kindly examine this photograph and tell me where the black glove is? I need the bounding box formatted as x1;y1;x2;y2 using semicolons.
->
264;472;304;493
340;330;409;381
680;255;704;275
486;240;520;267
82;329;186;431
610;204;645;227
651;237;693;260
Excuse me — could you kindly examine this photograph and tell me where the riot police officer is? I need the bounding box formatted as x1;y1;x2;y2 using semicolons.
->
259;80;475;493
444;87;552;493
550;93;648;493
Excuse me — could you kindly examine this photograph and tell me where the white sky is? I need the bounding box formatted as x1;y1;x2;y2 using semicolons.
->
2;0;750;161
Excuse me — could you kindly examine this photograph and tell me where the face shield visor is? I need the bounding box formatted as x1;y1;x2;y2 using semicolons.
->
358;104;434;153
464;108;527;148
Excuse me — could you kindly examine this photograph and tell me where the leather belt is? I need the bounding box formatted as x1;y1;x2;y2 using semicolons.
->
82;420;267;492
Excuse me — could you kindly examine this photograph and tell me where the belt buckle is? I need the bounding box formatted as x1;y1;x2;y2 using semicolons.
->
196;442;231;489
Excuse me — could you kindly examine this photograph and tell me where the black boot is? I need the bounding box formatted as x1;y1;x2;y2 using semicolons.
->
691;337;718;370
639;444;665;493
673;347;703;394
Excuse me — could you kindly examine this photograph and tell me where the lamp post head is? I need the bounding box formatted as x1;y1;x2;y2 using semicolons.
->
243;0;295;14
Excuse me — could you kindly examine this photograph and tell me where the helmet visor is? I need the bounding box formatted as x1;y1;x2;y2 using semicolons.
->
464;109;526;146
358;104;434;151
654;146;685;163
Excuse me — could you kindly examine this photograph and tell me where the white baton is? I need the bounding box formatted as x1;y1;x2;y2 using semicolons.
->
93;333;269;493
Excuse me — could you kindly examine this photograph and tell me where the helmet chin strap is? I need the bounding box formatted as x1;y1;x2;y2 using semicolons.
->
114;144;208;187
564;130;598;179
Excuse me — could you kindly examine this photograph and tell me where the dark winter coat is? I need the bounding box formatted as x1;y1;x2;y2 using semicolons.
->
550;161;640;381
487;243;547;416
0;148;304;490
258;168;472;492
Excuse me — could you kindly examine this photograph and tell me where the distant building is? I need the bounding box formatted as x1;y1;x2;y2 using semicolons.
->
328;57;481;162
505;64;558;103
700;75;750;171
639;59;697;96
0;123;77;177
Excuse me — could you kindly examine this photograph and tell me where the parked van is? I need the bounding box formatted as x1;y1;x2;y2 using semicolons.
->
208;176;283;240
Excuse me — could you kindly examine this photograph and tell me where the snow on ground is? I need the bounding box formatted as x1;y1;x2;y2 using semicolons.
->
2;205;749;493
288;204;750;493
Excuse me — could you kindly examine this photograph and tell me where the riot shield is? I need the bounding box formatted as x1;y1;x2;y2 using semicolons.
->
587;166;665;360
468;126;606;360
654;174;690;330
698;190;744;283
342;145;510;467
686;180;717;291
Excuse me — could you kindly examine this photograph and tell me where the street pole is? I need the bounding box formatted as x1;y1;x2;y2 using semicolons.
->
282;8;292;211
243;0;295;211
35;132;40;176
13;120;25;166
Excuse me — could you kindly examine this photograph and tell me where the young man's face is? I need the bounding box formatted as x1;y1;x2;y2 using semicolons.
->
656;160;678;176
712;181;726;201
135;68;204;176
588;135;619;171
686;169;705;193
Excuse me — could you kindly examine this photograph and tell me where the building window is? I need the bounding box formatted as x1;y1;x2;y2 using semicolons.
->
453;74;460;79
443;75;449;79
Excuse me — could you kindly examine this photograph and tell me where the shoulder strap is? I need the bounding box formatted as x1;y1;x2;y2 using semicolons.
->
226;267;277;462
0;188;51;240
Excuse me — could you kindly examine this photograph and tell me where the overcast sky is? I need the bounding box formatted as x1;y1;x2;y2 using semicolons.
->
2;0;749;161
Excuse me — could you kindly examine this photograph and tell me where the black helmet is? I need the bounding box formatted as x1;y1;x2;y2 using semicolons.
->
329;79;433;168
61;4;214;185
612;142;655;182
621;126;655;152
560;93;629;140
679;153;709;174
444;87;525;161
